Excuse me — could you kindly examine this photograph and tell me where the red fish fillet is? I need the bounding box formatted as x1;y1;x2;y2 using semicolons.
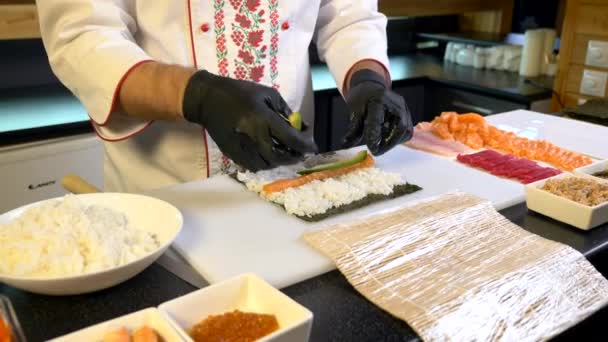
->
457;150;562;184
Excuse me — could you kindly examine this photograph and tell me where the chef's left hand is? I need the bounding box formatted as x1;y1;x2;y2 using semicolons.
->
342;69;413;156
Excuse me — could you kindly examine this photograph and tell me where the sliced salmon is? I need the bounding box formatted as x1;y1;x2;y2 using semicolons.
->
0;317;10;342
433;123;453;140
133;326;158;342
262;154;375;194
104;328;130;342
426;112;593;170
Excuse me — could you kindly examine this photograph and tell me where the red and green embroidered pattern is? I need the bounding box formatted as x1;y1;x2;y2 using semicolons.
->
214;0;229;76
230;0;269;82
213;0;281;174
268;0;280;89
214;0;280;85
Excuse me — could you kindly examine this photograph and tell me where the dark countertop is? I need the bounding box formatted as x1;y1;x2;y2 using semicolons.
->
417;32;519;47
0;52;552;146
416;32;560;53
425;58;554;103
3;203;607;342
311;52;554;104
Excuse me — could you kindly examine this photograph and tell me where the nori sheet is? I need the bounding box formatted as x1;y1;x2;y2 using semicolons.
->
231;173;422;222
295;183;422;222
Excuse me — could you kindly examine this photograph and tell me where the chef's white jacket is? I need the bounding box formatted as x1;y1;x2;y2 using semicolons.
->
37;0;390;192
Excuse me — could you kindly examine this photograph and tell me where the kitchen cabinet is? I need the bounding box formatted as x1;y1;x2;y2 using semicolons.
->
393;84;427;124
327;94;348;151
312;92;349;153
380;0;514;34
314;84;427;152
0;0;514;40
553;0;608;111
425;85;527;117
0;2;39;40
0;133;103;212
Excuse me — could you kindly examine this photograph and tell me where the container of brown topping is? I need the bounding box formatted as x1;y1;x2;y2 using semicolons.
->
526;173;608;230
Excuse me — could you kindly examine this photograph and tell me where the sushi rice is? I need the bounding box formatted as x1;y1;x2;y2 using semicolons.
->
237;162;404;217
0;195;159;277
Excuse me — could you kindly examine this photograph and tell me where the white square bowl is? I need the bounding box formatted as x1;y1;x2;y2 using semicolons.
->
49;308;184;341
574;159;608;181
158;273;313;342
525;173;608;230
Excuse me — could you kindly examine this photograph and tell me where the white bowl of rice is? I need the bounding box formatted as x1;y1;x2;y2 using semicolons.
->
0;193;183;295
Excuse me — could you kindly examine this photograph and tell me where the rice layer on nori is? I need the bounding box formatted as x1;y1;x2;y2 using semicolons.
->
294;183;422;222
232;161;422;222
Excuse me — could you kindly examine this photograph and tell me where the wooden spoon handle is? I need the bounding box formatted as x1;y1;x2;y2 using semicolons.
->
61;174;101;194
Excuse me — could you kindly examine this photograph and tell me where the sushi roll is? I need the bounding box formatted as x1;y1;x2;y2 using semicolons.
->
235;150;422;221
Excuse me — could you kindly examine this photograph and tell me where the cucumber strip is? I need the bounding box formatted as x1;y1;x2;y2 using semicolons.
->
298;150;368;175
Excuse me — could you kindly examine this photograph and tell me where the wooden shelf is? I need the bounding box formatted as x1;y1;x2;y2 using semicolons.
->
553;0;608;112
1;0;515;40
380;0;514;34
0;4;40;40
0;0;35;4
380;0;508;16
417;32;522;47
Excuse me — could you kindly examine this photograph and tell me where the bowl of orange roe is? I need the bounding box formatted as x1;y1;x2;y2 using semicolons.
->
159;273;313;342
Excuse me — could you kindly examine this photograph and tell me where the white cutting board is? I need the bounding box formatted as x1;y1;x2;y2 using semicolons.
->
147;147;524;289
147;110;608;289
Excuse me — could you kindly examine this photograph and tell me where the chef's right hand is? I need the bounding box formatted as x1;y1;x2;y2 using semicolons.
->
182;70;317;171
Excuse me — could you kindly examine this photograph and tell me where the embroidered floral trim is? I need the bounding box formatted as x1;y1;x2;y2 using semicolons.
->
212;0;282;174
216;0;280;86
268;0;280;89
214;0;229;76
221;155;234;174
230;0;269;82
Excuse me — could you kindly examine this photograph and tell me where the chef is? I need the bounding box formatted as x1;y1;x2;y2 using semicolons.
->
37;0;413;193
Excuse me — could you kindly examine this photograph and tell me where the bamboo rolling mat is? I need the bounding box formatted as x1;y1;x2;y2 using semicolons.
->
303;192;608;341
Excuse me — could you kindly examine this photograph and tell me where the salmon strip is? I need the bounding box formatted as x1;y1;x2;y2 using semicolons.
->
466;134;484;149
440;112;458;123
458;113;485;124
427;112;593;170
0;317;11;342
104;328;130;342
447;113;461;132
263;154;375;194
432;122;452;140
133;326;158;342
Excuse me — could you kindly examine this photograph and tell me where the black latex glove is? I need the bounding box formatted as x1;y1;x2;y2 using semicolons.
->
182;70;317;171
342;69;413;155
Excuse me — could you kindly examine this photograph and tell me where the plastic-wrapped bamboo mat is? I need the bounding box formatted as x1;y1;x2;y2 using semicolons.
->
303;192;608;341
